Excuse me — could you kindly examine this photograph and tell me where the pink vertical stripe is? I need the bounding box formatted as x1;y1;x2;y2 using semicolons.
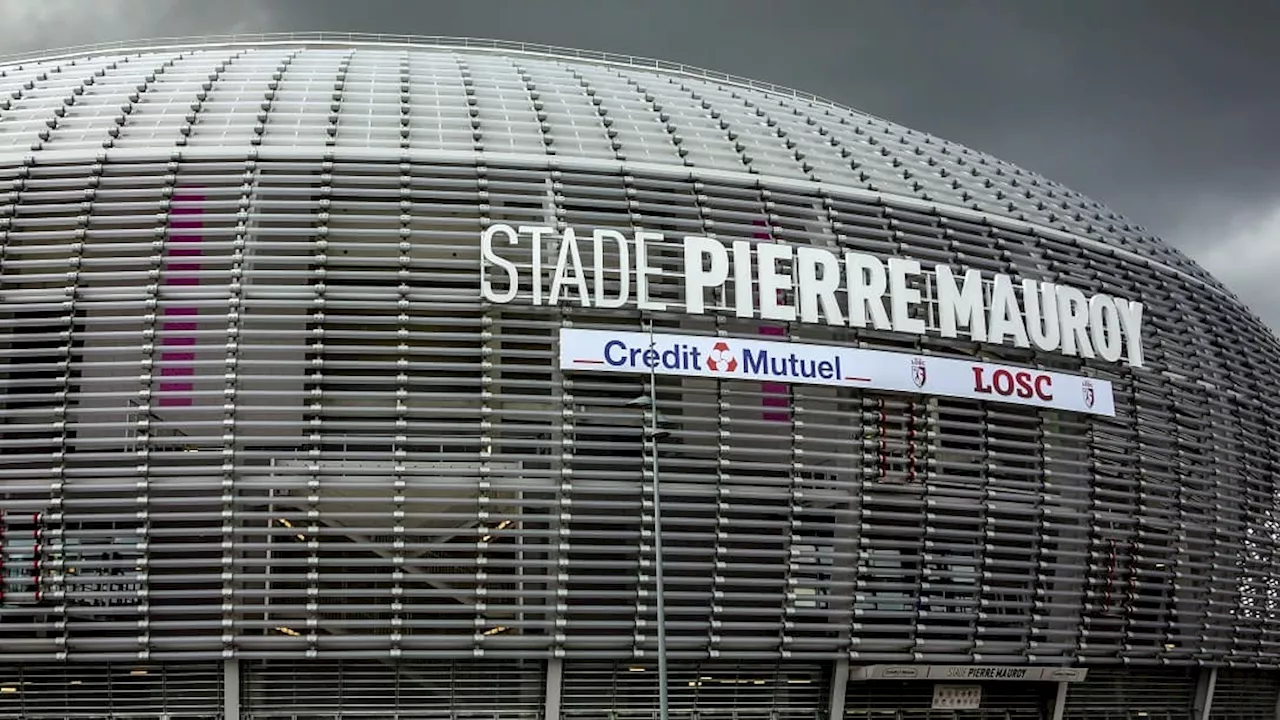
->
754;221;791;422
159;192;204;407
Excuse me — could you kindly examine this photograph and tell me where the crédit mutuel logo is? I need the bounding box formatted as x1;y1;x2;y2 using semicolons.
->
584;335;862;385
706;341;738;373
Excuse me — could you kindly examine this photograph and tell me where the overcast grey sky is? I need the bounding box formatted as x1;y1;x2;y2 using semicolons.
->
3;0;1278;327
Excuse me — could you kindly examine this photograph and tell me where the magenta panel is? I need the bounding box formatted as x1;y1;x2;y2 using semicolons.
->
755;222;791;423
158;193;204;407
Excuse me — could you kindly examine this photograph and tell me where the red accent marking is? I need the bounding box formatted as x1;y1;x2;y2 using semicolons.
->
1104;539;1117;611
843;376;872;383
877;399;889;479
159;192;204;408
755;222;791;422
0;514;6;604
31;513;41;603
907;401;917;482
573;359;606;364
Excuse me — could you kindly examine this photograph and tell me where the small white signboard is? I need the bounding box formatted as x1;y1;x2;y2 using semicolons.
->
932;684;982;710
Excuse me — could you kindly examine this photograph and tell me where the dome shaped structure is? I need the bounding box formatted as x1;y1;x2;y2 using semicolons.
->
0;34;1277;719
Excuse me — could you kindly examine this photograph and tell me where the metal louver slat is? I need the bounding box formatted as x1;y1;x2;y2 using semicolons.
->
0;663;222;719
560;662;828;719
242;659;545;719
0;87;1270;669
1061;668;1196;719
844;680;1047;720
1210;669;1280;720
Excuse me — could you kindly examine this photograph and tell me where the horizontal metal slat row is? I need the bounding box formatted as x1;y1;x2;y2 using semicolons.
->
844;679;1046;719
242;659;544;719
0;152;1278;666
1210;669;1280;720
1061;668;1196;720
0;662;221;719
560;661;827;720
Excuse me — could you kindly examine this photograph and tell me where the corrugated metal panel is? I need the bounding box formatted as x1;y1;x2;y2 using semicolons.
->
1061;668;1196;719
243;659;545;718
1210;669;1280;720
0;662;222;719
0;150;1188;665
560;661;828;719
844;680;1047;719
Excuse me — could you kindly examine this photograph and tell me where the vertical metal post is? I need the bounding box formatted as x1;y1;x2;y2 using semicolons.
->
544;657;564;720
223;658;241;719
1274;671;1280;720
827;658;850;720
648;320;669;720
1049;680;1069;720
1194;666;1218;720
265;485;275;627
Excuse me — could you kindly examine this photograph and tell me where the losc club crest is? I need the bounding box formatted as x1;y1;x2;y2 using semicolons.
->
910;358;928;388
1081;380;1095;409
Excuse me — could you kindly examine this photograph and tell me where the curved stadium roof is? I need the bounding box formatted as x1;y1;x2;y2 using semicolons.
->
0;33;1220;289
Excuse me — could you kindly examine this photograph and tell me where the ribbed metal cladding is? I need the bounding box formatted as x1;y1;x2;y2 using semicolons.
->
560;661;827;719
845;681;1047;719
1060;667;1198;719
0;663;222;718
1;33;1280;712
243;659;545;718
1210;669;1280;719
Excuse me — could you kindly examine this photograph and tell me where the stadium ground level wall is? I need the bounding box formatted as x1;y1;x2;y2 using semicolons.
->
2;659;1278;719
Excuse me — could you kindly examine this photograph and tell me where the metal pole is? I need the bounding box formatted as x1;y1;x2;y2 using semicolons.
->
1049;681;1069;720
544;657;564;720
223;658;241;720
648;319;669;720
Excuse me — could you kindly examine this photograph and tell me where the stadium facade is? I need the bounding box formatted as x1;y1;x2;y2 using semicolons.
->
0;34;1278;719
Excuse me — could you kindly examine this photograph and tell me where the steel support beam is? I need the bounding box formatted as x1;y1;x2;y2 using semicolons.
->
544;657;564;720
223;659;241;719
1193;667;1218;720
1049;680;1069;720
827;658;850;720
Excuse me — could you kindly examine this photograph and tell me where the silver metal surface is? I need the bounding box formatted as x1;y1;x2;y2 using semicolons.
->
642;321;670;720
0;35;1277;718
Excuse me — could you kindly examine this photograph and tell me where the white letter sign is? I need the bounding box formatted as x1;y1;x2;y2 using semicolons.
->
482;226;1146;368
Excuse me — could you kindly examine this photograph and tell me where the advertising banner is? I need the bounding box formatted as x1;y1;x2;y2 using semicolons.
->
559;328;1115;417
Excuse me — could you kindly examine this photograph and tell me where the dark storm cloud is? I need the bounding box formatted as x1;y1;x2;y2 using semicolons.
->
2;0;1278;326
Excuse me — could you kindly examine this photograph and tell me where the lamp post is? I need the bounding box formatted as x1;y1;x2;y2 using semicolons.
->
629;318;669;720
